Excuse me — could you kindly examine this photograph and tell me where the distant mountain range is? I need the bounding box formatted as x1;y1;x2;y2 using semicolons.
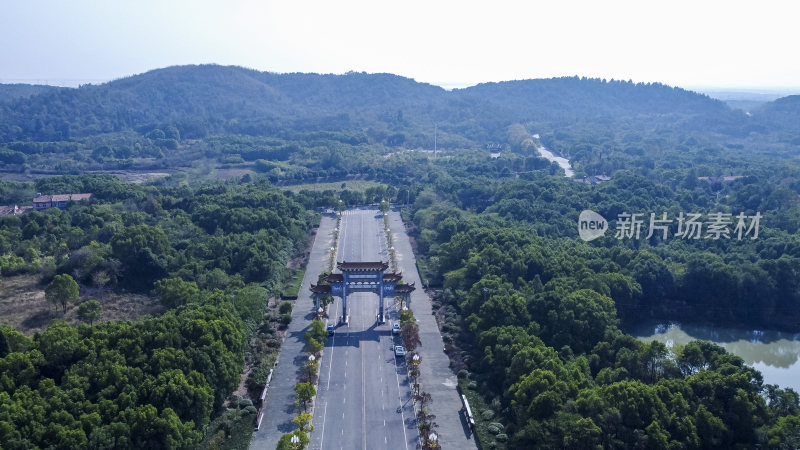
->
0;64;797;144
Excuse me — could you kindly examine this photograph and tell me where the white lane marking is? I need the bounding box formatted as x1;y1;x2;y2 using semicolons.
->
391;300;412;448
319;294;338;450
360;264;367;450
319;401;329;450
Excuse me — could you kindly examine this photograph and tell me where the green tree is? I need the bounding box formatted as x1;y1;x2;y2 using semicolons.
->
294;382;316;411
110;224;170;290
305;337;323;356
561;416;602;449
276;429;309;449
768;414;800;449
0;329;9;358
293;412;314;433
144;369;214;428
153;277;200;308
45;273;80;313
305;319;327;343
77;299;103;325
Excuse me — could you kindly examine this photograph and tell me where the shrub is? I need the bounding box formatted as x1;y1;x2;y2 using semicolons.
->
399;309;416;325
489;422;504;432
487;424;501;435
279;301;293;314
247;365;272;394
481;409;495;420
496;433;508;443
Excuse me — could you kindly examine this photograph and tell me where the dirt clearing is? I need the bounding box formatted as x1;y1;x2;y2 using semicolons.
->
0;274;166;335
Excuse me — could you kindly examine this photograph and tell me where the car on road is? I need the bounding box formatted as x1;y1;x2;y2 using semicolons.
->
392;322;401;334
327;324;335;336
394;345;405;357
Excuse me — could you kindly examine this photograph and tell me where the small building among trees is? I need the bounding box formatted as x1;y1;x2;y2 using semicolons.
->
33;193;93;211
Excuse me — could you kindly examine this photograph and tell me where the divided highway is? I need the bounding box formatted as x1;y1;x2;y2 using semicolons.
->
309;208;417;450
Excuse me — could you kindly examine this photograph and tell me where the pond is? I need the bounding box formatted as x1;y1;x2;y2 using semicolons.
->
630;322;800;392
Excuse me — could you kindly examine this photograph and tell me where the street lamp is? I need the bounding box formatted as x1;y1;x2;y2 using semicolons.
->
307;354;316;381
412;353;421;393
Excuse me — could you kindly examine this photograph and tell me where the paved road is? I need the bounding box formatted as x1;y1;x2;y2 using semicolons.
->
309;208;417;450
251;214;337;449
251;207;474;449
388;208;478;449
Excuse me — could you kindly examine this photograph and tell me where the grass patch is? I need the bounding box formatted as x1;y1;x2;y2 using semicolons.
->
281;180;387;194
459;379;507;450
281;268;305;299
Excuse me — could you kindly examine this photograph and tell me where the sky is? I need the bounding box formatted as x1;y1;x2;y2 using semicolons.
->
1;0;799;91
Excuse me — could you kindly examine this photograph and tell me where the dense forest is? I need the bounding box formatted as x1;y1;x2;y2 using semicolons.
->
2;66;800;448
0;175;313;448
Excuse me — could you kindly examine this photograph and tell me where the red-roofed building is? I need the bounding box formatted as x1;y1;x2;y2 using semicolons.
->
33;193;93;211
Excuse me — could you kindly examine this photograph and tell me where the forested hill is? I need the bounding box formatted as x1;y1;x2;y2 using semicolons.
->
0;84;61;104
0;64;768;143
458;77;731;119
757;95;800;135
0;65;452;141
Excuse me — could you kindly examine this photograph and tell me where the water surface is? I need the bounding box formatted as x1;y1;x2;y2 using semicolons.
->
631;322;800;392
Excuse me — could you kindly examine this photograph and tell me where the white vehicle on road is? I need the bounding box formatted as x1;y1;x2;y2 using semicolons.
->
392;322;401;334
394;345;405;357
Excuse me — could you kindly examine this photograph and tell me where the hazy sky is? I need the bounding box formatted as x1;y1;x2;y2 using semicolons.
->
2;0;799;90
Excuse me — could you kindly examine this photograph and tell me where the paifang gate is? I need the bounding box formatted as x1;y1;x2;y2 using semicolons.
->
310;261;415;324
